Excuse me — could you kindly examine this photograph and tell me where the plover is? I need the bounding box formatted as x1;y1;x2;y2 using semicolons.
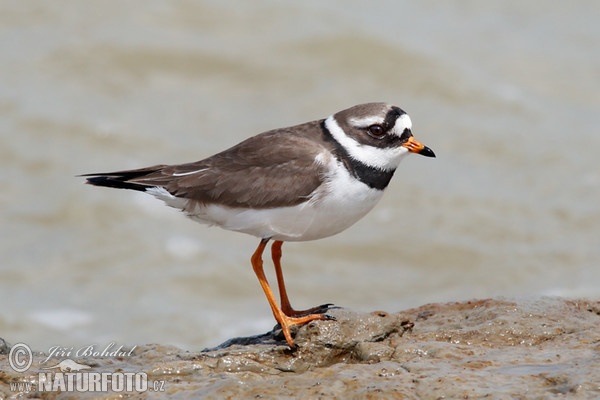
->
83;102;435;348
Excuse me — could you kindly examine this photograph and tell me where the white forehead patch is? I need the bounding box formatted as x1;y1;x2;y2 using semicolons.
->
325;116;410;171
393;114;412;134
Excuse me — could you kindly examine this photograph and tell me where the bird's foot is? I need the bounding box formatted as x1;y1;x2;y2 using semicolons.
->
276;312;336;349
282;303;337;318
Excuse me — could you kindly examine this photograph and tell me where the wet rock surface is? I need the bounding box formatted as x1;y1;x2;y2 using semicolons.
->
1;297;600;399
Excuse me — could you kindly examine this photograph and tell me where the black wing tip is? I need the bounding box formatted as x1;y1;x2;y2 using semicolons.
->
79;166;167;192
83;175;149;192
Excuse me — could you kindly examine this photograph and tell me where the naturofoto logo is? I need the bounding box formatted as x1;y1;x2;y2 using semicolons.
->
7;342;166;394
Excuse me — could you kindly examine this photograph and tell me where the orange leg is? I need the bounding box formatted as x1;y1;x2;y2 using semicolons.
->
251;239;330;348
271;240;332;317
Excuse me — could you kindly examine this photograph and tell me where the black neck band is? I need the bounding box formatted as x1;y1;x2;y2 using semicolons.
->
320;120;395;190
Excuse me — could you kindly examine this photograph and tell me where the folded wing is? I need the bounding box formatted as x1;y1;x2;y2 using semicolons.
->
83;129;328;209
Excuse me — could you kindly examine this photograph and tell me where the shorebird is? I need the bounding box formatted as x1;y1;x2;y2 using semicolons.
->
83;103;435;348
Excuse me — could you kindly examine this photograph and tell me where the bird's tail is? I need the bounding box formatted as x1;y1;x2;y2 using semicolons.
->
80;166;166;192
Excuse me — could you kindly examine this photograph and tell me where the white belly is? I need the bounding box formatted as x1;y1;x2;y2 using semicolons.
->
148;160;386;242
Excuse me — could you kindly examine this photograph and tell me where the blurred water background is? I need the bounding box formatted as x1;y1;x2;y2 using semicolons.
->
1;1;599;350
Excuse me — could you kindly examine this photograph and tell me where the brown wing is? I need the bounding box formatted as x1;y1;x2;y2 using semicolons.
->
84;123;329;209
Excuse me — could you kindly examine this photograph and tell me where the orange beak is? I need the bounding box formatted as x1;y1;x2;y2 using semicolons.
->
402;136;436;157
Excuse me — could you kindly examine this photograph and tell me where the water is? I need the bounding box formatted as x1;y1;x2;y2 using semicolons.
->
1;1;599;351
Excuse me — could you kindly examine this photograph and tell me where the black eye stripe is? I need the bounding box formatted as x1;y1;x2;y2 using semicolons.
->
362;107;409;139
399;128;412;142
363;124;411;144
348;106;411;148
383;107;406;129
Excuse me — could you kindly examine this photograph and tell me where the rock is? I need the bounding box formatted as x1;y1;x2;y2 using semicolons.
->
0;338;9;355
1;297;599;398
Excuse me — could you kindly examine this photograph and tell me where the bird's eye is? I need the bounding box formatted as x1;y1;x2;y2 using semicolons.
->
367;124;385;138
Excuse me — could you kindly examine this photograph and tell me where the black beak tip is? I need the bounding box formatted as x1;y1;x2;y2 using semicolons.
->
420;146;436;158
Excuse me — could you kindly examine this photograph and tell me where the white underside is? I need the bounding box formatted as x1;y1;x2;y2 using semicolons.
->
146;155;387;242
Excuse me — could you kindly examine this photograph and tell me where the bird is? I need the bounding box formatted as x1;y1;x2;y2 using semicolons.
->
82;102;435;348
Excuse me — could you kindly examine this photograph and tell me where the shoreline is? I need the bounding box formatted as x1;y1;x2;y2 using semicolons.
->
2;297;599;398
